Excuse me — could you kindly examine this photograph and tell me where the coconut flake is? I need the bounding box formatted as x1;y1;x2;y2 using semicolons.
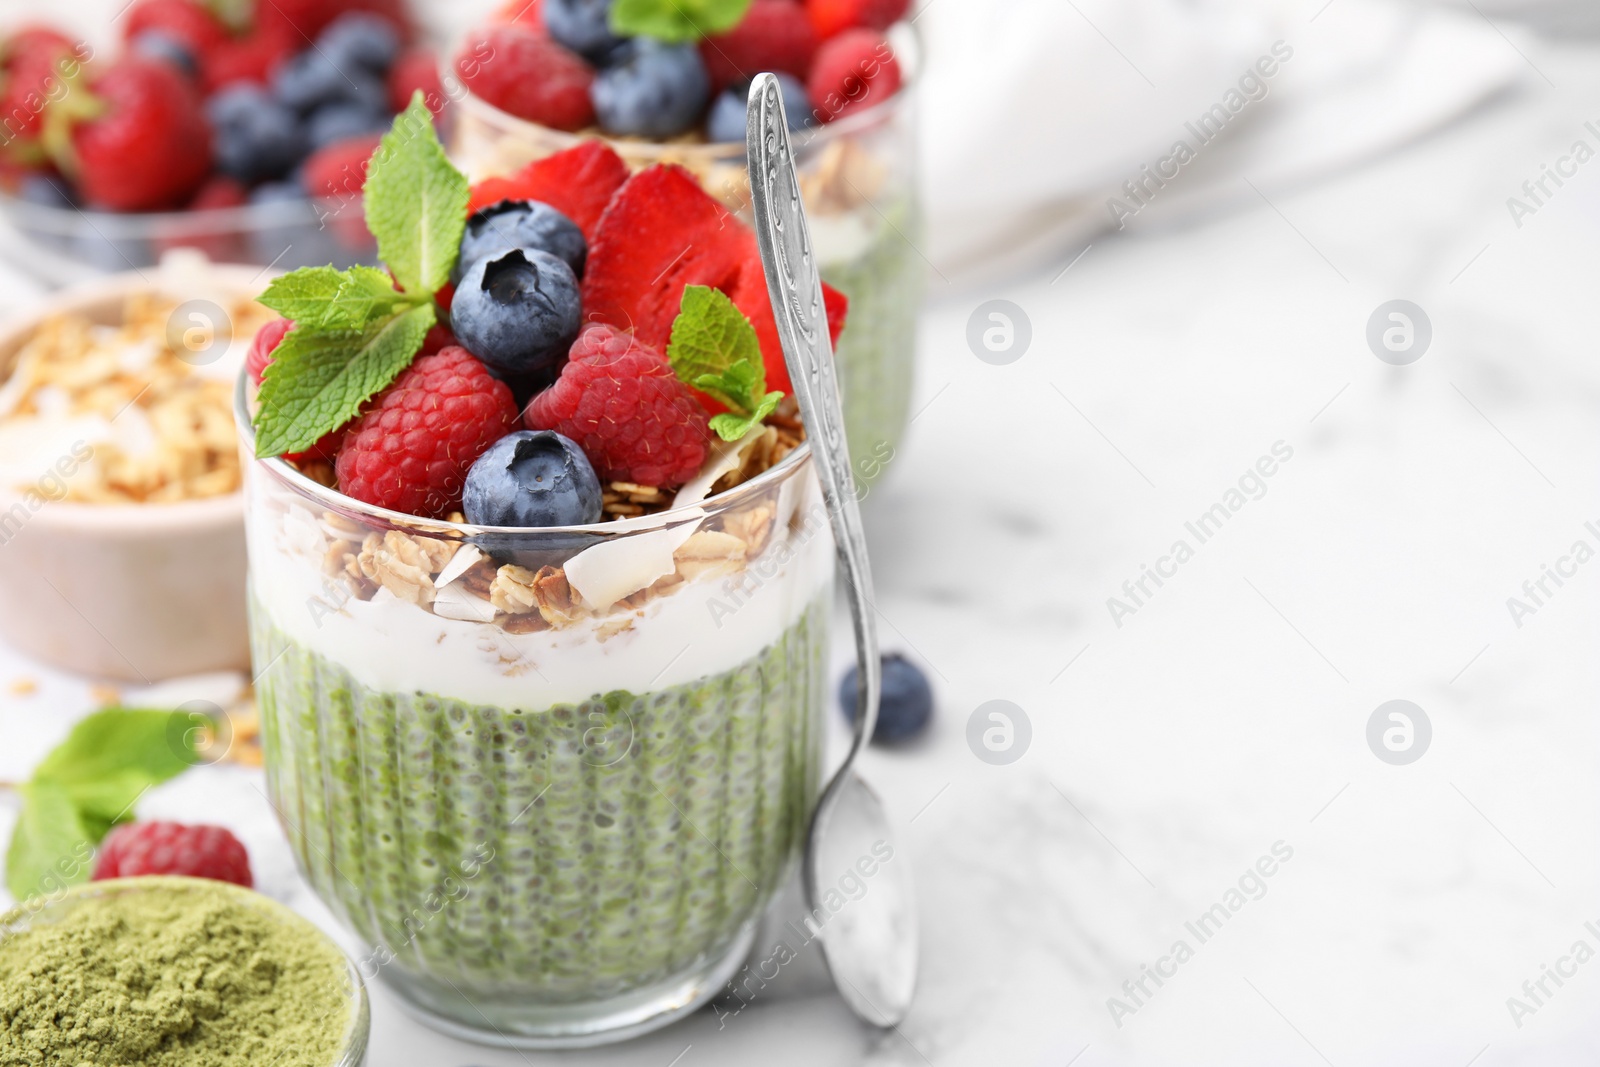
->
671;436;749;509
432;579;498;622
434;543;481;588
565;517;703;611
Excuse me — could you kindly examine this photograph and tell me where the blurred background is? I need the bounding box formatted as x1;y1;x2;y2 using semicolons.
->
0;0;1596;1063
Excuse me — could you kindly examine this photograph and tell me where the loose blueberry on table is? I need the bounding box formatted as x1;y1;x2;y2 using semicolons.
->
840;652;934;744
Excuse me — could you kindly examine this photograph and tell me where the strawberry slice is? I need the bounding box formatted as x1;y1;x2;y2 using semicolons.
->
582;163;747;351
584;162;849;396
467;140;630;243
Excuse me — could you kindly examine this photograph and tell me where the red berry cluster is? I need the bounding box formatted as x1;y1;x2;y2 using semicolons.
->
454;0;906;135
0;0;432;213
256;141;850;519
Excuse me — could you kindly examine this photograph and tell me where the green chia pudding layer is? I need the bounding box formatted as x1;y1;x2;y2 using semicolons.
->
251;595;828;1006
822;194;924;482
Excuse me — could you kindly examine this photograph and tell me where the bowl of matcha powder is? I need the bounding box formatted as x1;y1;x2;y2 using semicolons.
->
0;876;368;1066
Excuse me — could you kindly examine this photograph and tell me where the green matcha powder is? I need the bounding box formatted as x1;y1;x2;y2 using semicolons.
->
0;883;350;1067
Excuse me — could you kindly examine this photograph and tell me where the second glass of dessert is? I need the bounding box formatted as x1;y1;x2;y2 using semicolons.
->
446;0;921;483
242;99;835;1045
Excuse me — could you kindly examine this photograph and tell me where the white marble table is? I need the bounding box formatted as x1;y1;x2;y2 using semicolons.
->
3;31;1600;1067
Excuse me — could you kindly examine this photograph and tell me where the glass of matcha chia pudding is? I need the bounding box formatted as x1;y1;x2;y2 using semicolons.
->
446;19;923;483
238;383;833;1045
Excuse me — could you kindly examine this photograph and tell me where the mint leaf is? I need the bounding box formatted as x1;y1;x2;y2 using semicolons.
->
255;302;434;457
259;265;414;330
364;94;468;297
338;265;415;324
667;285;783;441
33;708;200;828
708;391;783;441
259;266;347;324
3;708;206;902
611;0;753;42
6;781;96;902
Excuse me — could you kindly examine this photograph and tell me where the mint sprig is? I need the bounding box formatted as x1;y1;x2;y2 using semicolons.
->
611;0;753;42
366;98;469;295
667;285;784;442
256;303;436;457
252;94;467;459
6;709;202;901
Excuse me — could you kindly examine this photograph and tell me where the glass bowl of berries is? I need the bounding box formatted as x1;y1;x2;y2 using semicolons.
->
0;1;442;285
445;0;919;485
239;98;836;1047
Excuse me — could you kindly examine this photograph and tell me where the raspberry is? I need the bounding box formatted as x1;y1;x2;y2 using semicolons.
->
247;316;293;386
336;347;520;518
299;134;381;200
249;318;346;462
200;27;296;93
188;175;247;209
807;29;901;123
806;0;909;37
699;1;818;93
524;325;710;487
455;26;594;132
388;46;444;114
93;821;253;887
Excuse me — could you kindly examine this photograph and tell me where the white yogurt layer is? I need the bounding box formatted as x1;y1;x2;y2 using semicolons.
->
248;486;835;709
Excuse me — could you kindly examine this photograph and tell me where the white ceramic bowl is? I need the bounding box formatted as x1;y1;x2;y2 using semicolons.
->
0;265;263;682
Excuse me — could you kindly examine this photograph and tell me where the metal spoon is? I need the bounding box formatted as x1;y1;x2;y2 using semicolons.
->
746;73;918;1028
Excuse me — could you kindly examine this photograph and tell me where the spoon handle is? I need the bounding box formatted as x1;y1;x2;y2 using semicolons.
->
745;75;881;769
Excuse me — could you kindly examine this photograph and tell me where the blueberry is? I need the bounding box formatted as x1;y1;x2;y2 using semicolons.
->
591;39;710;139
839;653;933;744
249;181;306;205
544;0;625;63
705;73;813;143
455;200;586;284
131;30;197;78
451;248;582;377
16;174;76;209
464;430;602;527
317;12;402;74
208;84;309;184
273;49;386;115
306;102;389;149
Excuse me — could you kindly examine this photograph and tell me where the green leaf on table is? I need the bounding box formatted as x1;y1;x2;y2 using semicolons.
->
254;302;436;458
5;781;97;902
3;708;206;902
667;285;783;441
34;707;199;799
610;0;753;42
363;93;469;297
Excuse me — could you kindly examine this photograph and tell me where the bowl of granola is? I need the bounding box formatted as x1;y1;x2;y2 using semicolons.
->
0;256;273;681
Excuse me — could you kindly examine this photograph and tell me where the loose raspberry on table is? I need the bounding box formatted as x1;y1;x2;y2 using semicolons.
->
336;346;520;518
524;324;710;488
92;821;254;887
